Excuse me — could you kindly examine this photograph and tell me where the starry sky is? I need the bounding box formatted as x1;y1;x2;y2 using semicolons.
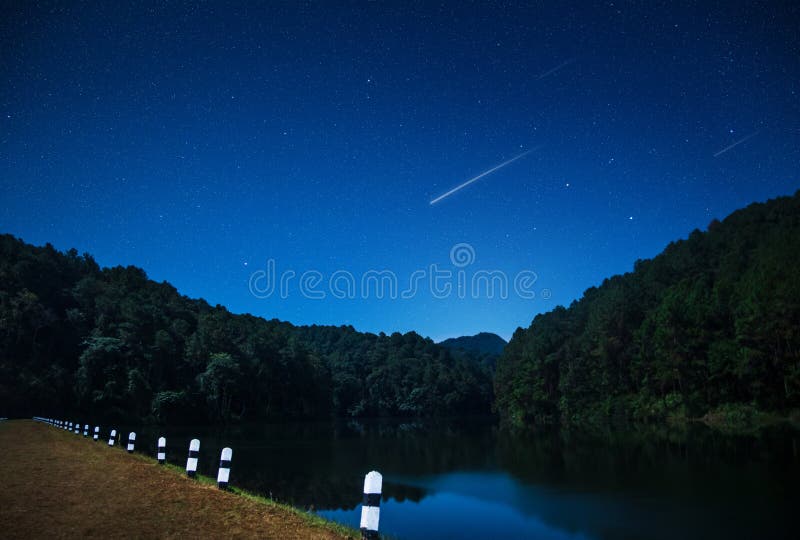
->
1;1;798;341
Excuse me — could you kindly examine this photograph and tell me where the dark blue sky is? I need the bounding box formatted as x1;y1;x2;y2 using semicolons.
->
2;1;798;340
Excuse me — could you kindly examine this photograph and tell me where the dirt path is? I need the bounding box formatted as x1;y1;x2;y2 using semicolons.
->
0;420;353;539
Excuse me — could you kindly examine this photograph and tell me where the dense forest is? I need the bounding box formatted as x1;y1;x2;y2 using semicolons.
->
4;192;799;427
0;235;492;423
495;191;800;426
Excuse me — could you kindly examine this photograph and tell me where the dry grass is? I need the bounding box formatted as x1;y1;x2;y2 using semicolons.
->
0;420;356;539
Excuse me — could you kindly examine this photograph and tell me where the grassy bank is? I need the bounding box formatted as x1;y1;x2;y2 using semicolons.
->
0;420;357;539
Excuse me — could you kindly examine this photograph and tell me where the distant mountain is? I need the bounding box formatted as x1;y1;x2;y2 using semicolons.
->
440;333;507;355
495;190;800;427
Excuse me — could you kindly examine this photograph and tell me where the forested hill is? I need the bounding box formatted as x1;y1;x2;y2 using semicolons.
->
0;235;492;423
495;191;800;426
440;333;507;356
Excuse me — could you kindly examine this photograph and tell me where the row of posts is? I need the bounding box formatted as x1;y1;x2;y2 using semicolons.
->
32;416;382;538
32;417;234;490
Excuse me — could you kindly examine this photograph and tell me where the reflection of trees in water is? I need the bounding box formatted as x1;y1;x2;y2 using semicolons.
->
496;422;800;497
220;418;497;509
131;419;799;517
491;423;800;540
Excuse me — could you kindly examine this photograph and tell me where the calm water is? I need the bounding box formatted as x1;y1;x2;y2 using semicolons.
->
117;419;798;539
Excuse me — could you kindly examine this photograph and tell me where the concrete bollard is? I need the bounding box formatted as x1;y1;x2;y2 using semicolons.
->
74;421;80;434
157;437;166;464
68;421;72;431
360;471;382;540
186;439;200;477
83;424;89;437
127;432;136;453
93;426;100;441
108;429;117;446
217;447;232;489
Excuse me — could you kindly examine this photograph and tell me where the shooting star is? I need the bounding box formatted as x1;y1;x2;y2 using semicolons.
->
713;130;760;157
430;148;536;205
537;58;576;80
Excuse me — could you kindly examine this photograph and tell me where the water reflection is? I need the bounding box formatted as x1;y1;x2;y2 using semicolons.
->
120;419;799;539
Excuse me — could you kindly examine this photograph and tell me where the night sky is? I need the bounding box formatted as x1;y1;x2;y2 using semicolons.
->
2;1;798;341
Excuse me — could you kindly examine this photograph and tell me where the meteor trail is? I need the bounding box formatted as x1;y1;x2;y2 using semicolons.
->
713;130;760;157
537;58;576;80
430;148;536;205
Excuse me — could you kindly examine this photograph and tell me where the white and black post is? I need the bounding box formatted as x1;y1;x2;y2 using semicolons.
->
217;447;232;489
360;471;382;540
83;424;89;437
186;439;200;477
93;426;99;441
157;437;166;464
127;432;136;453
108;429;117;446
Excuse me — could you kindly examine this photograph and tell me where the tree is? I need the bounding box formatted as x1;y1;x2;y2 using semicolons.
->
197;352;242;422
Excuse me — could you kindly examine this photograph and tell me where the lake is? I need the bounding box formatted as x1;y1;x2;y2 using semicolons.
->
118;418;798;539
